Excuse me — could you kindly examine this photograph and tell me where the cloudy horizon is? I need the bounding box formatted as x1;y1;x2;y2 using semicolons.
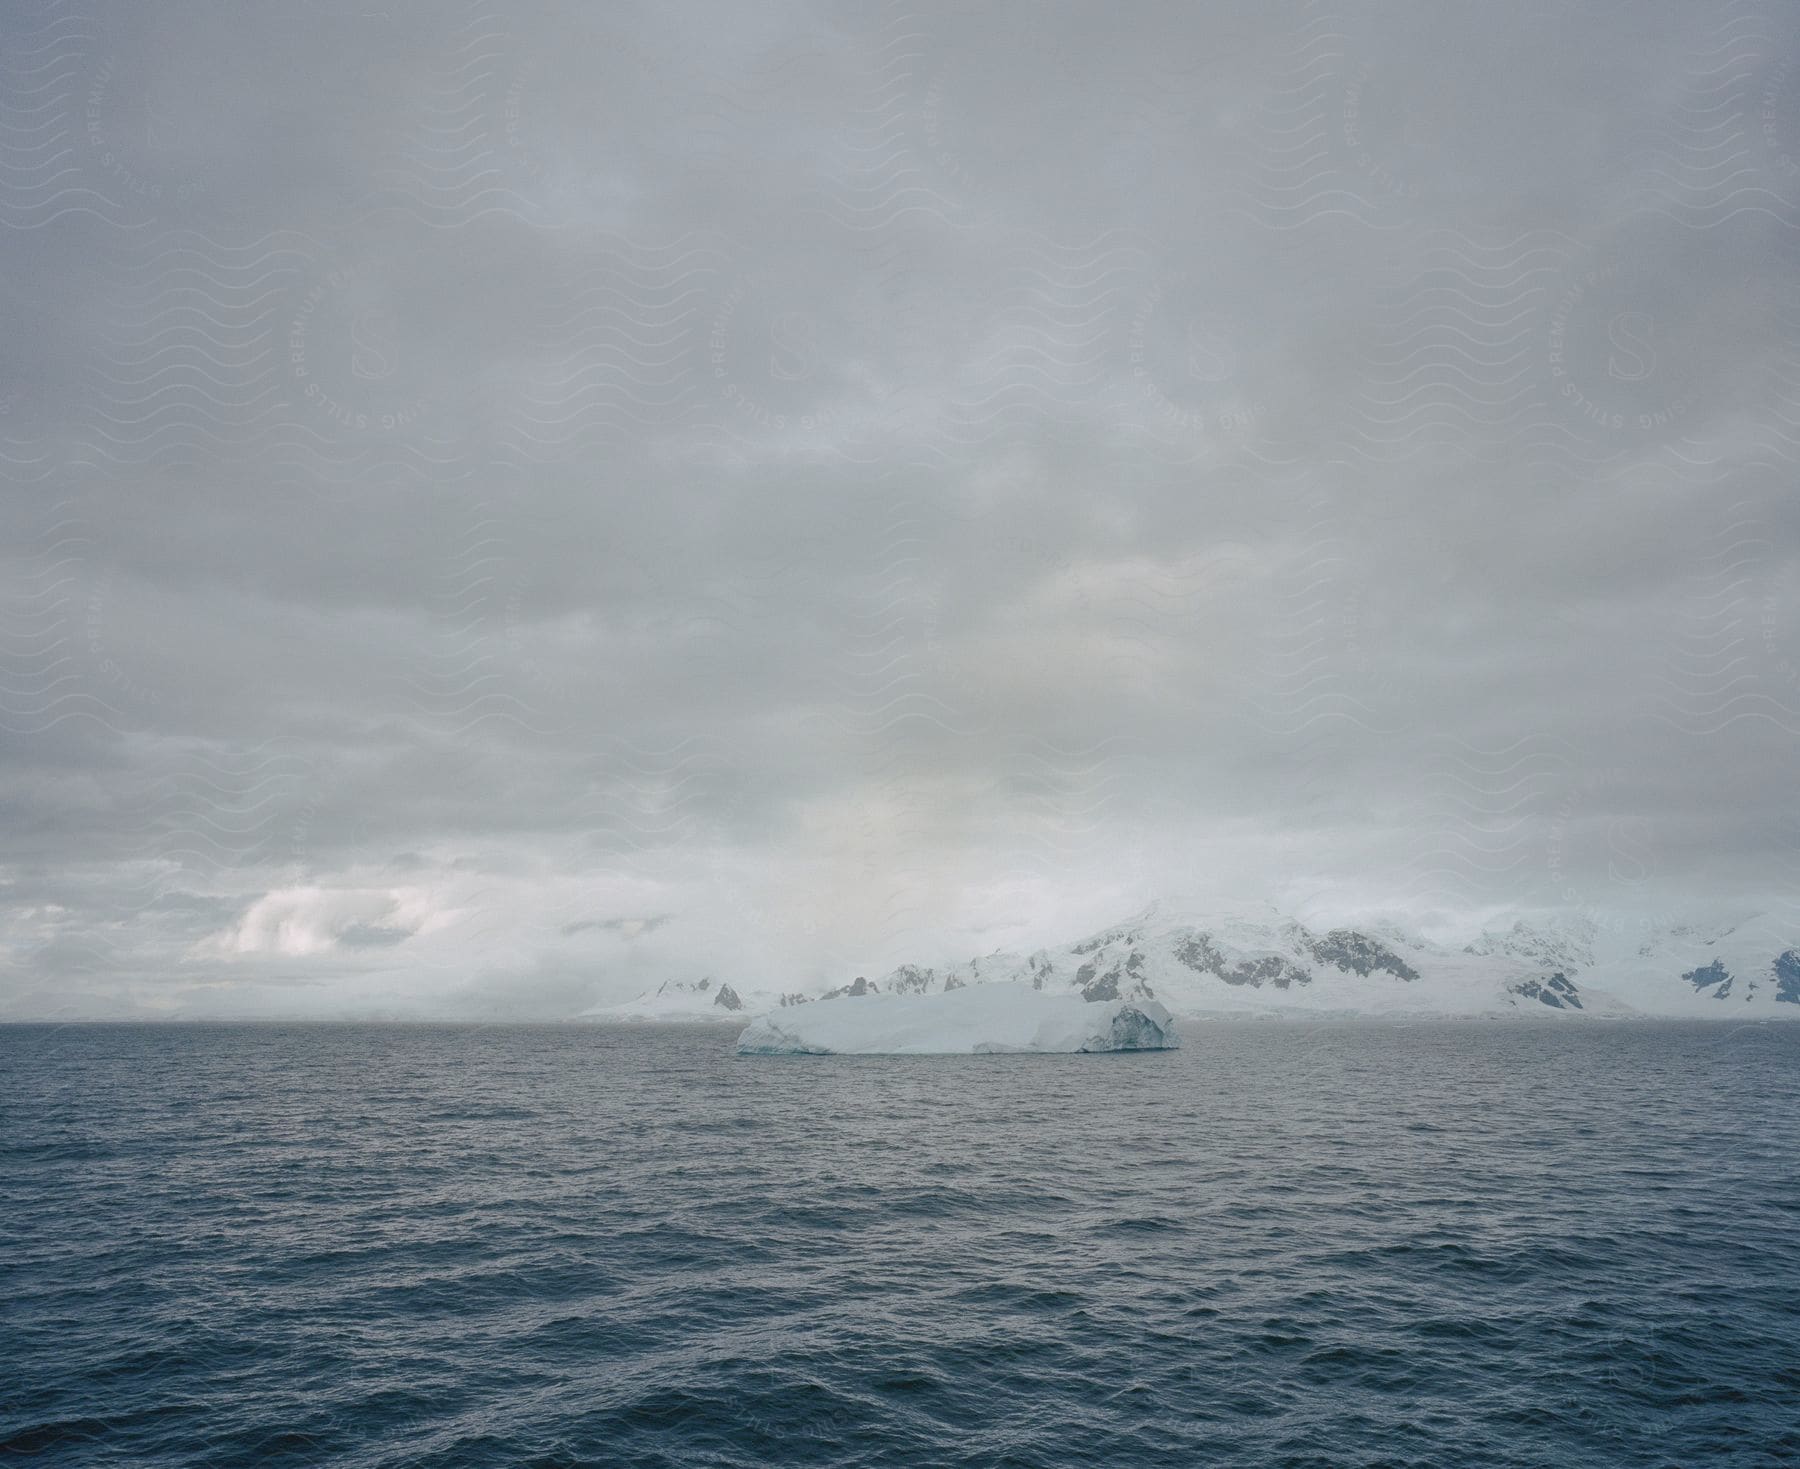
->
5;0;1800;1018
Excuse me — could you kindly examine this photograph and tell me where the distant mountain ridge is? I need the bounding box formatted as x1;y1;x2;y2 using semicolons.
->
580;900;1800;1021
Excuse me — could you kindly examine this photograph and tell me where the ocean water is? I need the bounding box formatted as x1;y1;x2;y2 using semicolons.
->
4;1021;1797;1468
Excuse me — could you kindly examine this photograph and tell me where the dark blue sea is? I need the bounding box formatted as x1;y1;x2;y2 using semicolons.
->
4;1021;1797;1468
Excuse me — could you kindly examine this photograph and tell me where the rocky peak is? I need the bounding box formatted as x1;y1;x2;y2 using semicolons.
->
1466;915;1598;972
821;975;879;1001
1073;950;1157;1004
1069;922;1143;956
1306;929;1419;982
1170;929;1312;989
884;964;938;994
656;977;712;996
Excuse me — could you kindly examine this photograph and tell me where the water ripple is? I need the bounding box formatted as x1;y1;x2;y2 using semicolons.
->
4;1021;1797;1467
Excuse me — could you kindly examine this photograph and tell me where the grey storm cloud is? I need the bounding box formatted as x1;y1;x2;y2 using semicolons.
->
3;0;1800;1017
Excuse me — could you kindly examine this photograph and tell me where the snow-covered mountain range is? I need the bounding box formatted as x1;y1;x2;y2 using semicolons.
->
580;900;1800;1021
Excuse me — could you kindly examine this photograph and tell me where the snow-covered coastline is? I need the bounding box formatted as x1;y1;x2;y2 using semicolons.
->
580;900;1800;1024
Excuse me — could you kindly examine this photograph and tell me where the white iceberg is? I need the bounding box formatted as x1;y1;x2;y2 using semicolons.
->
733;982;1181;1055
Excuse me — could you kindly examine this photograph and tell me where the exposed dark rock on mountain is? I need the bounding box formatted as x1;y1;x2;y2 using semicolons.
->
820;975;879;1000
1173;933;1311;989
713;983;742;1011
886;965;938;994
1172;933;1225;974
1070;924;1139;956
1775;951;1800;1005
1233;955;1310;989
1075;958;1157;1003
1306;929;1419;981
588;902;1797;1021
1508;971;1583;1010
657;977;712;996
1075;959;1118;1001
1684;959;1732;998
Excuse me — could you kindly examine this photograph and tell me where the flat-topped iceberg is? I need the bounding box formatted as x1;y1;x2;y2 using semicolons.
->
733;982;1181;1056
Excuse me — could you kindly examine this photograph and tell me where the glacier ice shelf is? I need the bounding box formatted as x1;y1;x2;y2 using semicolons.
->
733;982;1181;1056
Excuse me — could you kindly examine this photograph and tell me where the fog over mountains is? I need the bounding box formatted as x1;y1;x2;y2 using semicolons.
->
589;900;1800;1022
3;3;1800;1019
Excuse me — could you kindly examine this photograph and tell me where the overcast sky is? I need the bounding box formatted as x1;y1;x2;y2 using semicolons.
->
3;0;1799;1017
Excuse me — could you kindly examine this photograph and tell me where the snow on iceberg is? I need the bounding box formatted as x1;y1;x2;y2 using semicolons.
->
733;981;1181;1055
